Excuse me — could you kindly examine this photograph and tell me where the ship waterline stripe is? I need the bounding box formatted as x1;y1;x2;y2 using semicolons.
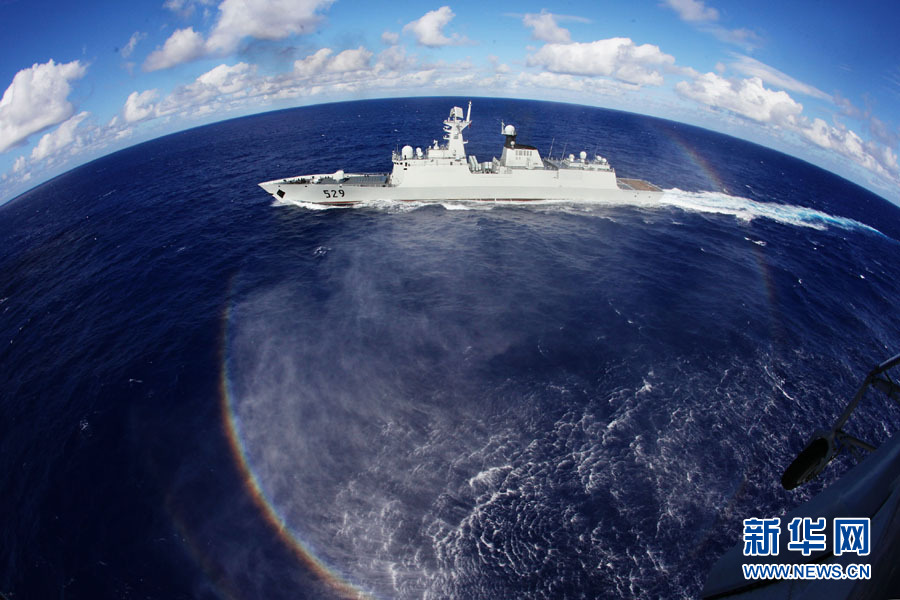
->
291;195;658;206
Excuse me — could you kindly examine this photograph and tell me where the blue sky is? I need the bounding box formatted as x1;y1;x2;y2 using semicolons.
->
2;0;899;204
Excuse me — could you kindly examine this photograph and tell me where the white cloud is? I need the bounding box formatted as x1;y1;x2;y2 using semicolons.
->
674;72;803;125
796;117;898;176
675;70;900;184
867;139;898;172
145;0;334;71
250;46;449;104
375;45;415;73
488;55;510;74
708;27;760;50
381;31;399;45
163;0;215;18
729;55;830;100
831;93;899;148
663;0;718;22
522;10;570;43
3;104;138;194
0;59;87;153
867;115;898;147
143;27;206;72
402;6;467;47
123;89;160;123
662;0;760;50
121;31;147;58
30;111;89;161
206;0;333;54
194;62;255;93
160;62;257;114
512;71;635;97
528;38;675;86
327;47;372;73
163;0;189;13
292;47;372;77
123;63;260;124
833;92;861;118
8;110;134;185
293;48;334;77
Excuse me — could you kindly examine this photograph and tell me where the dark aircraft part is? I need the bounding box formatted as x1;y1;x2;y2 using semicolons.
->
781;352;900;490
781;432;835;490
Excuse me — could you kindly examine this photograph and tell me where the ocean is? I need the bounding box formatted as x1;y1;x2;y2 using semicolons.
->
1;96;899;599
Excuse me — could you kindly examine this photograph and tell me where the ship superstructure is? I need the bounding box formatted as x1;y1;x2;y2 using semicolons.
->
259;102;662;206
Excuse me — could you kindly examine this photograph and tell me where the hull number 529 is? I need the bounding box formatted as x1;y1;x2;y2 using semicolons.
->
323;189;345;199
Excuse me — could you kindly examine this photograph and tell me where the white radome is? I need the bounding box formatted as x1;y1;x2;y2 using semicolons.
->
259;101;662;205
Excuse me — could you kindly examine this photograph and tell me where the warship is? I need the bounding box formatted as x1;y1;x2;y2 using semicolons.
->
259;102;663;206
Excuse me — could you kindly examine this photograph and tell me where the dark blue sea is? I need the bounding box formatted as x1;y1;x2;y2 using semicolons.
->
2;97;899;599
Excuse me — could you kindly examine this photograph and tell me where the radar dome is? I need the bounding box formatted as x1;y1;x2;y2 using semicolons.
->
579;151;587;160
503;124;516;136
401;145;414;159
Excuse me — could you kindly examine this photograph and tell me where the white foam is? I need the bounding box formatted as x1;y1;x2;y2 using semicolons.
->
467;465;512;490
658;189;883;234
272;197;341;210
274;189;883;236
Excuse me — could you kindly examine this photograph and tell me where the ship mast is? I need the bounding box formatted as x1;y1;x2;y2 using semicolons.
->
443;101;472;158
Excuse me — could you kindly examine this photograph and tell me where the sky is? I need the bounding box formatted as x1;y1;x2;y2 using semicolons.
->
1;0;899;205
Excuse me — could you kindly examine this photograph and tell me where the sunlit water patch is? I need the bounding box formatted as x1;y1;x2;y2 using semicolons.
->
221;201;898;598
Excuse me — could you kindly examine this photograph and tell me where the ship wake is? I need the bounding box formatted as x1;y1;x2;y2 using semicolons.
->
273;189;884;236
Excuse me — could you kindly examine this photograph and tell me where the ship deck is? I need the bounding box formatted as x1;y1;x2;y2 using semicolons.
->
274;174;664;193
617;178;662;192
281;173;390;186
338;174;390;185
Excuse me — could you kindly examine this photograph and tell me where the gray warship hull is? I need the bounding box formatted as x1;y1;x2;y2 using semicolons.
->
259;101;663;206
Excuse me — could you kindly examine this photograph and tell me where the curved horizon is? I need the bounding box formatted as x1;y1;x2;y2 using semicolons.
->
1;2;899;206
